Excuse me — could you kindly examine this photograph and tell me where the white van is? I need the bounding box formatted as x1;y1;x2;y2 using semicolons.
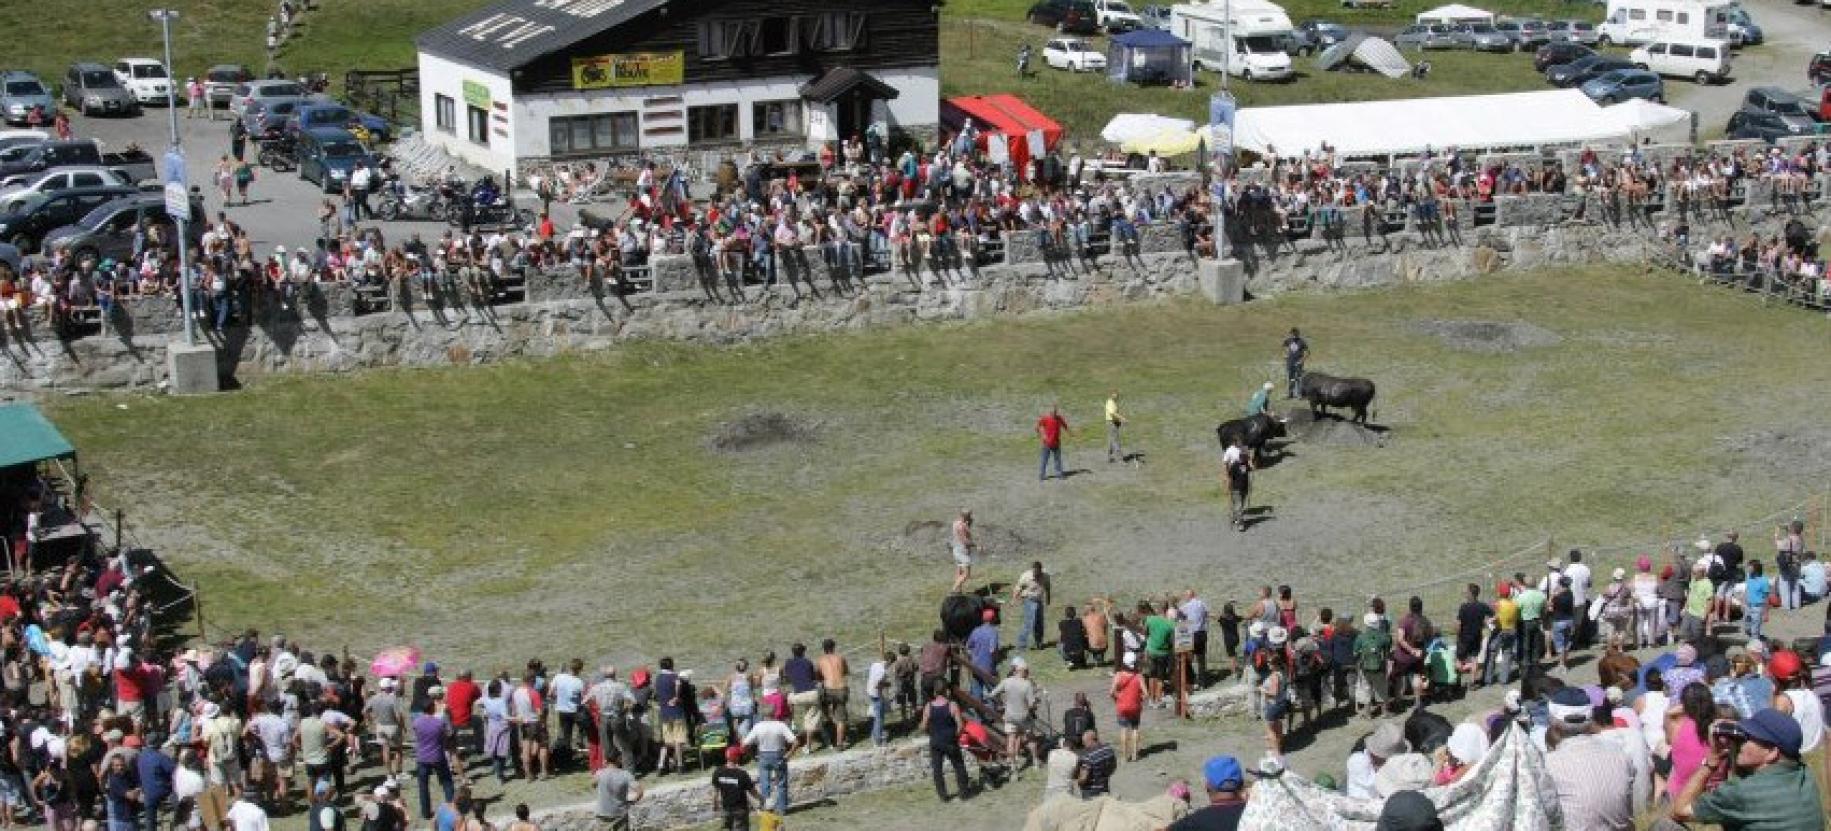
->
1598;0;1733;46
1171;0;1296;81
1630;38;1731;83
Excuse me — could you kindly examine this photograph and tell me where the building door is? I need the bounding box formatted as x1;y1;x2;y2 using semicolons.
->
835;90;874;143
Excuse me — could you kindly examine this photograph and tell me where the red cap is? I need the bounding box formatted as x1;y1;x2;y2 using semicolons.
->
725;745;744;763
982;609;996;622
123;736;143;749
1770;649;1804;681
1495;583;1511;598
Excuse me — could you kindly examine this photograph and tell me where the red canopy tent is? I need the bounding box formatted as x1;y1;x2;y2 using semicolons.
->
942;94;1064;181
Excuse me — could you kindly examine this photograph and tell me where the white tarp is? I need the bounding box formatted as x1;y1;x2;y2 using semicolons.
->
1352;36;1410;78
1101;113;1197;144
1600;97;1692;143
1416;3;1494;23
1239;723;1563;831
1233;89;1678;158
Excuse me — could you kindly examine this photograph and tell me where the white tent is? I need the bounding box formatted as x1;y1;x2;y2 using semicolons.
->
1232;89;1685;158
1416;3;1494;23
1351;36;1410;78
1599;97;1693;143
1100;113;1198;145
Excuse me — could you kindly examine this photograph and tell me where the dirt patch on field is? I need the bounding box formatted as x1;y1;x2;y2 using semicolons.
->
1410;319;1563;354
1284;408;1389;448
707;411;817;452
1720;426;1831;478
896;519;1052;562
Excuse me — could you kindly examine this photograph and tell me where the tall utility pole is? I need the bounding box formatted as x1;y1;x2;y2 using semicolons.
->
150;8;197;346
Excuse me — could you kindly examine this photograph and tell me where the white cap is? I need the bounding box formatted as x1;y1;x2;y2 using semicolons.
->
1011;656;1028;670
1363;612;1380;627
1263;382;1274;390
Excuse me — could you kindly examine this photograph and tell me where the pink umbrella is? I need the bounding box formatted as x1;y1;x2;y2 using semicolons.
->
370;646;422;678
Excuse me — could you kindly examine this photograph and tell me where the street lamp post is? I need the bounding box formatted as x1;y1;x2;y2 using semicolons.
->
149;7;197;346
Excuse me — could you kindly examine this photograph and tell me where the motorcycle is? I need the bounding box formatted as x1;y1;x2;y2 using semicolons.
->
256;136;296;172
445;181;531;229
375;176;448;222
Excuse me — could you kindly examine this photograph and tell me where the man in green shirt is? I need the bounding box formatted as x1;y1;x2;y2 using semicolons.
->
1351;613;1391;719
1143;603;1176;709
1682;559;1715;643
1671;709;1824;830
1510;573;1547;681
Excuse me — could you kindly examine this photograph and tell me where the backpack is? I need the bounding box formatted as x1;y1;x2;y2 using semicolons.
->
1356;630;1390;672
1707;556;1728;583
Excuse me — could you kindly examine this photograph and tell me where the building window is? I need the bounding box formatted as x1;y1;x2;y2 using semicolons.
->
688;103;738;144
752;100;801;137
1655;9;1672;21
760;17;795;55
549;112;638;155
810;12;865;51
435;94;456;134
467;105;489;146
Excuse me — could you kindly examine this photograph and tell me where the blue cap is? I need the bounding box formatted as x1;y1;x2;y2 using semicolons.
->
423;661;438;674
1203;755;1243;790
1739;709;1803;757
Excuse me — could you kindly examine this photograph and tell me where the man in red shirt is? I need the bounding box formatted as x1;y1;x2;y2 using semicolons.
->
1036;405;1070;481
444;670;483;759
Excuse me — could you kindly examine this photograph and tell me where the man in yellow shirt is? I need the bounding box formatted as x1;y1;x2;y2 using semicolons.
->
1483;583;1520;687
1105;391;1126;463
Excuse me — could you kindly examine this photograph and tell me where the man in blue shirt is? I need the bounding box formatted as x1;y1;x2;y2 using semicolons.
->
1744;561;1773;643
135;738;177;831
965;609;1001;702
1246;382;1273;418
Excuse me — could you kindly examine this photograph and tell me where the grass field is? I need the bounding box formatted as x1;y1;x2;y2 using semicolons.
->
42;265;1831;680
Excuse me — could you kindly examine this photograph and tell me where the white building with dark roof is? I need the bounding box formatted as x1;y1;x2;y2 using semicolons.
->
414;0;940;175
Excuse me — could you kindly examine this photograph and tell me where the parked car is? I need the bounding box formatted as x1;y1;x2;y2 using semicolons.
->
228;79;306;120
0;167;134;214
1396;23;1460;49
1535;41;1593;73
1546;20;1599;45
1727;110;1807;141
202;64;254;108
296;127;374;193
42;192;201;265
0;139;156;182
1043;38;1108;71
1741;86;1820;127
242;97;306;140
1456;22;1515;52
1137;4;1172;29
112;58;172;106
1026;0;1101;33
1093;0;1143;31
1581;68;1664;103
1812;50;1831;85
284;101;392;143
1548;54;1634;86
1293;20;1351;55
0;185;137;253
0;131;47;151
1723;7;1761;45
1630;39;1731;84
0;72;54;127
1341;0;1393;9
1493;18;1550;49
61;63;137;116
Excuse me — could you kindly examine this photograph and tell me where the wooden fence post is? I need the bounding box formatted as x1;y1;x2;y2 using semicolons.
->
192;581;206;642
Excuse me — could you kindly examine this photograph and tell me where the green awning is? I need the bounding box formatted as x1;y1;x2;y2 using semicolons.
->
0;404;74;470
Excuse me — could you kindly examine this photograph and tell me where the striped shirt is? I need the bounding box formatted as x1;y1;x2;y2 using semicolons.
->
1545;732;1635;830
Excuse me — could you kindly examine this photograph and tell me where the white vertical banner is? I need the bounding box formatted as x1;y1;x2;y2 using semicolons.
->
987;133;1009;166
1026;128;1046;159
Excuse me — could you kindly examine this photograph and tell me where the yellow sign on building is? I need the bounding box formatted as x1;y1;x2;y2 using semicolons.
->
570;51;684;90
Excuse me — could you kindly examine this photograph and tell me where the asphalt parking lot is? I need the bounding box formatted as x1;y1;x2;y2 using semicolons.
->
66;104;561;258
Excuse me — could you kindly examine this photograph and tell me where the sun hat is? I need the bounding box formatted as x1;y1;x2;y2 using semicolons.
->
1695;537;1712;552
1268;626;1289;646
1612;568;1626;580
1263;382;1274;390
1769;649;1804;681
1547;687;1592;725
1250;621;1268;638
1203;755;1244;790
1374;753;1435;797
1446;723;1488;766
1545;559;1561;571
1363;612;1381;627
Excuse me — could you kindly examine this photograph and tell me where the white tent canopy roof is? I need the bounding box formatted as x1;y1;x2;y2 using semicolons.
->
1101;113;1198;144
1233;89;1688;158
1416;3;1494;23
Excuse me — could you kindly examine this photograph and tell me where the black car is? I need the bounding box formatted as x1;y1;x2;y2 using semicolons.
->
1742;86;1820;125
0;184;136;253
1812;50;1831;86
1535;41;1593;73
1548;54;1633;87
1727;111;1801;142
42;192;202;264
1027;0;1100;33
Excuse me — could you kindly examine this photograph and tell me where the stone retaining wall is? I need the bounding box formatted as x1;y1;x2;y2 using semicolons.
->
0;193;1809;391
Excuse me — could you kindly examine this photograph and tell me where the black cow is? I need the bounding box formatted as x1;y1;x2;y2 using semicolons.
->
1298;372;1377;424
1215;413;1287;465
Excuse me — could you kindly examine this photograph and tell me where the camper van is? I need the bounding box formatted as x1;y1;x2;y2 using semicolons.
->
1171;0;1296;81
1597;0;1733;46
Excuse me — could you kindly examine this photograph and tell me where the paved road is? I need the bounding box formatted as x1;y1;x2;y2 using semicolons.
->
54;0;1831;265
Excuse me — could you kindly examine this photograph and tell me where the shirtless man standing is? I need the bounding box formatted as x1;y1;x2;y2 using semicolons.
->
950;510;977;593
816;640;851;751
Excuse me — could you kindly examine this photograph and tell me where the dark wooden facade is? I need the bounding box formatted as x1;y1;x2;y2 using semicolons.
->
509;0;939;95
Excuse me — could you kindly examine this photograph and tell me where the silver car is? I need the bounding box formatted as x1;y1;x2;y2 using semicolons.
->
1396;23;1460;49
1547;20;1599;45
1458;22;1515;51
228;79;306;120
0;72;54;126
62;63;137;116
